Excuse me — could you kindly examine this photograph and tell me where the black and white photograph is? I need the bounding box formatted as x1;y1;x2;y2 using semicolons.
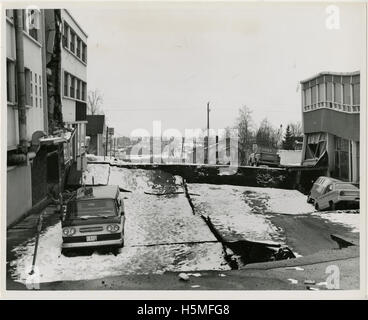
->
1;0;366;297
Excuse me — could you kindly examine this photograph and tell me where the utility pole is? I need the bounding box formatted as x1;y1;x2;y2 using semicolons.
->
105;126;108;160
207;102;210;135
205;102;210;164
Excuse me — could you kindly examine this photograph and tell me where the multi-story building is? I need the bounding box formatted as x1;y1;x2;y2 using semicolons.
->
45;9;88;184
6;8;88;226
300;71;360;183
6;9;49;226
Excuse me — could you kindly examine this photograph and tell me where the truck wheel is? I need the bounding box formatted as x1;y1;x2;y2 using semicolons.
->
329;201;336;211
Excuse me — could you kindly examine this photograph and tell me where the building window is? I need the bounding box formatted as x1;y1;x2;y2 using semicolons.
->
311;85;317;104
64;72;69;96
82;82;86;101
70;30;75;53
6;59;16;103
82;42;87;62
353;83;360;105
76;38;81;58
25;68;32;106
318;83;325;102
326;82;333;101
334;83;342;104
304;133;327;161
63;22;69;48
334;136;350;180
70;76;75;98
343;83;351;105
23;9;40;41
305;88;311;105
76;79;81;100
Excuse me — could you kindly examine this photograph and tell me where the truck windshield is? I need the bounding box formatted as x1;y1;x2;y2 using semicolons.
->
68;199;117;217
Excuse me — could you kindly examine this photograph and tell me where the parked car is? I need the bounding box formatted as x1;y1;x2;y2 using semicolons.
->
61;185;125;254
307;176;359;211
248;147;280;167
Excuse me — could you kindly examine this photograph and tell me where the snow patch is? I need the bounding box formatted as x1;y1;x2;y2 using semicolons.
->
312;212;360;232
84;163;110;185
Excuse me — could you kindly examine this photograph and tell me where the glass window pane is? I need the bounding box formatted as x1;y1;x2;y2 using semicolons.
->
343;84;351;104
353;84;360;105
326;82;333;101
318;83;325;102
311;86;317;104
334;83;342;103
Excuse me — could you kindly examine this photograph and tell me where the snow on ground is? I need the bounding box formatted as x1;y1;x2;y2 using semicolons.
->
84;163;110;185
312;212;360;233
259;188;315;215
9;222;229;283
9;179;227;283
123;193;217;246
109;167;183;193
187;184;284;244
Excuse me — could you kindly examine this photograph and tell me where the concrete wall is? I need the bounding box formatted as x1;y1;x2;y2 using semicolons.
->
7;165;32;226
303;109;359;142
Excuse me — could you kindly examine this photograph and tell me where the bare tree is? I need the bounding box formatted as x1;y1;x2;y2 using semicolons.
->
87;89;104;115
256;118;279;149
235;105;255;165
288;121;303;137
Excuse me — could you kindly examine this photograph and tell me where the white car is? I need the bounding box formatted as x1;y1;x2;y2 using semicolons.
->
307;176;359;211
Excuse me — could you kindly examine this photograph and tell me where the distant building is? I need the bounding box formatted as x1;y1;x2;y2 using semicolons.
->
300;71;360;183
86;115;106;156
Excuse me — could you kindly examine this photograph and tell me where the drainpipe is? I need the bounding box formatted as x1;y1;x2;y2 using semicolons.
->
14;9;28;153
40;9;48;135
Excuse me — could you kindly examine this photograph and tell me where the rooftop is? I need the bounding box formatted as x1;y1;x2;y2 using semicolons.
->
300;71;360;84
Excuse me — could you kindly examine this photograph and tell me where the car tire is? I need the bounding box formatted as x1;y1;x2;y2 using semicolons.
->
314;202;319;211
329;201;336;211
307;195;313;204
62;248;72;257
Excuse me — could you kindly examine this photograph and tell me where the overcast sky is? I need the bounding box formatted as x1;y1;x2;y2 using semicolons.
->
70;2;364;137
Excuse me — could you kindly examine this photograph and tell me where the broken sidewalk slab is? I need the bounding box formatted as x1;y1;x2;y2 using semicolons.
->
202;214;295;265
239;246;359;271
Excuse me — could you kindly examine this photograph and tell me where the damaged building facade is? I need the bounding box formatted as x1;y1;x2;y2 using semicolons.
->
300;71;360;183
45;9;88;190
6;9;88;226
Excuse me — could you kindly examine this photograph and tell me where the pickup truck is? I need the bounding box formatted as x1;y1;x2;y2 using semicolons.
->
248;149;280;167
